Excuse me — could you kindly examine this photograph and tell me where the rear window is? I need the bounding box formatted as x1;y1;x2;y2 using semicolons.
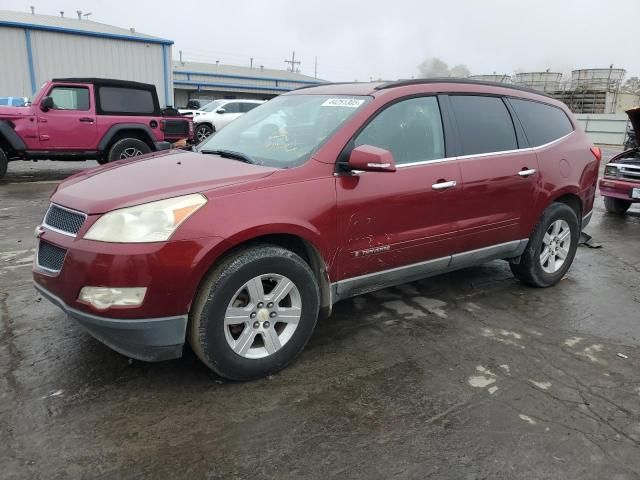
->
98;86;155;114
510;98;574;147
450;95;518;156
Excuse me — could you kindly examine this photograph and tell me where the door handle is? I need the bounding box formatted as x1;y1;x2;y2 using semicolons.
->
432;180;457;190
518;168;536;177
79;117;95;123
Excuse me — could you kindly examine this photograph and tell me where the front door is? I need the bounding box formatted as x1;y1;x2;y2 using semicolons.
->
217;102;243;129
38;84;97;150
335;96;462;285
448;94;539;253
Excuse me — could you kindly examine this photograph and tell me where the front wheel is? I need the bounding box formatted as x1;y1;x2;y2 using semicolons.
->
510;203;580;288
603;196;631;215
189;245;320;381
195;124;214;144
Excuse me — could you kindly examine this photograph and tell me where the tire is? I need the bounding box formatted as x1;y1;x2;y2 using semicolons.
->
107;138;151;162
189;245;320;381
195;124;214;144
510;203;580;288
603;196;631;215
0;147;7;180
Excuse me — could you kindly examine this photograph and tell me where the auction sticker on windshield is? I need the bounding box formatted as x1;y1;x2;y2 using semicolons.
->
321;98;365;108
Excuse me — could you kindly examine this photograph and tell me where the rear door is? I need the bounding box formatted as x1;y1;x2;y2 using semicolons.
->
448;94;539;253
37;84;97;150
335;95;462;282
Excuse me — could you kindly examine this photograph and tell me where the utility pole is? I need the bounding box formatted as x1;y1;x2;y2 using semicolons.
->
314;56;318;79
250;57;253;69
284;51;301;73
179;50;183;65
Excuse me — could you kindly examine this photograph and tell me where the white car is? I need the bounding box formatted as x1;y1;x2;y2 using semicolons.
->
193;99;265;143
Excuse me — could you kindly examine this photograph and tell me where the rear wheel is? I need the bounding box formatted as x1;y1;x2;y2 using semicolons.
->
107;138;151;162
603;196;631;215
0;147;7;180
189;245;320;381
510;203;580;287
195;124;214;144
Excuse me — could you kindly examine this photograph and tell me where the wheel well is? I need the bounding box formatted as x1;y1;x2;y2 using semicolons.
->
553;194;582;220
213;234;332;318
196;122;214;131
104;129;154;153
0;135;13;156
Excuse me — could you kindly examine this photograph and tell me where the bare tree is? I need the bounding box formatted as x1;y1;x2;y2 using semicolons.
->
418;57;470;78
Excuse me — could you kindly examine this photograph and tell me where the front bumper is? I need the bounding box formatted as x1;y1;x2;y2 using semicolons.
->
35;283;187;361
599;178;640;202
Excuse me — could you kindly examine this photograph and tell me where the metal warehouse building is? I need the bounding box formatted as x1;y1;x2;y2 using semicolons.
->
0;10;173;106
173;61;323;107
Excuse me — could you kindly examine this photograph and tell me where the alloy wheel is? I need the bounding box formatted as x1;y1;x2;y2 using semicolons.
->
119;147;144;159
540;219;571;274
224;274;302;359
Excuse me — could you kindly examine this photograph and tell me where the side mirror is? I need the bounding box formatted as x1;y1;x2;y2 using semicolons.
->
40;96;54;111
216;108;226;114
348;144;396;172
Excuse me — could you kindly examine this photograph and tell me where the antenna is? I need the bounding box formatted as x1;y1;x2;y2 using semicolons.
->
83;12;92;20
30;6;35;14
284;51;301;73
60;11;64;17
76;10;82;20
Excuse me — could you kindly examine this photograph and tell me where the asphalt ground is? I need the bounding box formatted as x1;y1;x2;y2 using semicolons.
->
1;149;639;479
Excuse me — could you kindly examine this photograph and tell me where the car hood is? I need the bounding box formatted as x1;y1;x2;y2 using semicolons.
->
626;107;640;144
0;105;29;116
51;149;277;214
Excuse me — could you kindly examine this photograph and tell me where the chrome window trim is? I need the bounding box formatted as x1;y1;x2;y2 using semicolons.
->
377;131;575;170
42;203;88;238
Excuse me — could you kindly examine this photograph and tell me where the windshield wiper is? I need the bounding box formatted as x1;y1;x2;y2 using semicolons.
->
200;149;256;164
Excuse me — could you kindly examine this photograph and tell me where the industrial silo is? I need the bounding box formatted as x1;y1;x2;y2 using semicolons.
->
512;72;562;92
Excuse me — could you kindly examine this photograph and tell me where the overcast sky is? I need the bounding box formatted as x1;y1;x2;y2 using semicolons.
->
2;0;638;81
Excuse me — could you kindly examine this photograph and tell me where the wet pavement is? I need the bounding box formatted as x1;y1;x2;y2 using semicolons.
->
1;153;640;479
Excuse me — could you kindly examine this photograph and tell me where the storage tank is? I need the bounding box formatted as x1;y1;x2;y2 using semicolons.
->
513;72;562;92
468;74;511;84
570;68;625;91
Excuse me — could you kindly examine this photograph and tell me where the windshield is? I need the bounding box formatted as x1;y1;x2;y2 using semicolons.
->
200;100;227;112
196;94;370;168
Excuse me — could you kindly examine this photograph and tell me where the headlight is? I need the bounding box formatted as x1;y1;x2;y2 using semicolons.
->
84;193;207;243
604;165;619;178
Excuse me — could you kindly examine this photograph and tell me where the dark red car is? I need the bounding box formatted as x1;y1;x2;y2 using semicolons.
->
33;79;600;380
599;107;640;214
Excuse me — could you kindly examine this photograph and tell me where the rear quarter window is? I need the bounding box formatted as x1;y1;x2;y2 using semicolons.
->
450;95;518;155
509;98;574;147
98;87;155;114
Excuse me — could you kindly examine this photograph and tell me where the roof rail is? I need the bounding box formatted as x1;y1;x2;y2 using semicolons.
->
291;81;375;91
374;78;552;98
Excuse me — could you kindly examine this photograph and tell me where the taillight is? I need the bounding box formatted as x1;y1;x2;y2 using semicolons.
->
590;146;602;162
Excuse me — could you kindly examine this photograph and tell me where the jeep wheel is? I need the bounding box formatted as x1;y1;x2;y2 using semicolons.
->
107;138;151;162
603;196;631;215
0;147;7;180
510;203;580;288
195;124;214;144
189;245;320;381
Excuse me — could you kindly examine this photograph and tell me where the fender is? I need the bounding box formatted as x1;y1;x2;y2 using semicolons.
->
0;120;27;151
98;123;158;151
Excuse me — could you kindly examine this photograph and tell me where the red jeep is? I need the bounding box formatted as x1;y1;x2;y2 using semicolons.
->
0;78;193;179
33;79;600;380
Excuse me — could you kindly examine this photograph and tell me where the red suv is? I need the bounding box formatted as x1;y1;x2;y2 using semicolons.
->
0;78;193;179
33;79;600;380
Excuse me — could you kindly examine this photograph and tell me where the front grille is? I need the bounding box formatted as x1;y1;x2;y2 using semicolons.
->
620;167;640;182
44;204;86;236
37;241;67;273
